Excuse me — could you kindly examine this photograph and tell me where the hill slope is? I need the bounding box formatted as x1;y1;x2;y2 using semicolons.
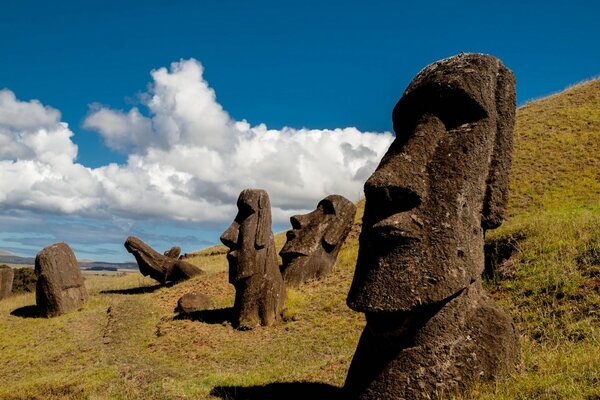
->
0;79;598;400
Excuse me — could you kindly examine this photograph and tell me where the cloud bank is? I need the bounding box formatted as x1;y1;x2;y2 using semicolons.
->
1;59;393;225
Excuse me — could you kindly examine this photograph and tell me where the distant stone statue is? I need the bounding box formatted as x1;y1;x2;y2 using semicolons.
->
220;189;285;330
124;237;202;284
35;242;88;317
280;194;356;287
0;265;14;300
344;53;520;399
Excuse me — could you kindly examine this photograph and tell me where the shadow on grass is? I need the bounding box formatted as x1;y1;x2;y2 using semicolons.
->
11;304;44;318
100;281;175;295
210;382;343;400
174;307;234;324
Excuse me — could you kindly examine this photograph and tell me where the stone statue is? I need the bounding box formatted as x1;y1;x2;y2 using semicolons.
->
220;189;285;329
280;194;356;287
344;53;520;399
0;265;14;300
35;242;88;317
124;236;202;284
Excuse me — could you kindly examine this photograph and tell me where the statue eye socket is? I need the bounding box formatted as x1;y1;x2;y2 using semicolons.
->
235;203;255;222
319;200;336;215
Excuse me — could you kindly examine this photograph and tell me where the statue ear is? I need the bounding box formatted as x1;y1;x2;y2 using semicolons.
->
255;191;272;248
323;199;356;251
323;221;345;250
482;65;516;230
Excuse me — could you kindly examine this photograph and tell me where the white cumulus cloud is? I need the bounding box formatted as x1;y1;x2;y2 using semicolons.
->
1;59;394;225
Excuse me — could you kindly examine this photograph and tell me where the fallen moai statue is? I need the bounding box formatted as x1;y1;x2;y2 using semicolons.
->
220;189;285;330
280;194;356;287
344;53;520;399
124;236;202;284
0;265;14;300
35;242;88;317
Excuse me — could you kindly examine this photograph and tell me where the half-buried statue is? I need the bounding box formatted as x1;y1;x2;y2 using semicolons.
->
280;194;356;287
35;242;88;317
345;53;520;399
221;189;285;330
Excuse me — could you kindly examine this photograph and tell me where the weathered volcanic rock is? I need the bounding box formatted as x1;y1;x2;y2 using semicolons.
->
35;243;88;317
280;194;356;287
164;246;181;259
345;53;520;399
0;265;14;300
345;281;519;399
220;189;285;329
175;292;213;314
124;237;202;284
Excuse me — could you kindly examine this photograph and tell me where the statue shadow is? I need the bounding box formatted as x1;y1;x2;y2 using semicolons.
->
210;382;343;400
10;304;44;318
174;307;234;325
100;282;175;295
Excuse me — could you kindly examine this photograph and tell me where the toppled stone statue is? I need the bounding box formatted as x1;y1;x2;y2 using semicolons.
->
0;265;14;300
220;189;285;329
280;195;356;287
35;242;88;317
175;292;214;314
124;237;202;284
345;53;520;399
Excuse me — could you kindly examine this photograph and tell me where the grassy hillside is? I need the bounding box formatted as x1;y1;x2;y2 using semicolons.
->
0;79;598;399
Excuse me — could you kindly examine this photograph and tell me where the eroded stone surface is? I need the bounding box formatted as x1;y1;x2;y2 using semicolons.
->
164;246;181;259
345;53;520;399
35;242;88;317
0;265;14;300
280;194;356;287
176;292;213;314
221;189;285;329
124;237;202;284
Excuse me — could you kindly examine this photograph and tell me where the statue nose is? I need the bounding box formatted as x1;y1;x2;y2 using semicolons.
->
363;180;421;225
290;214;307;230
220;222;239;248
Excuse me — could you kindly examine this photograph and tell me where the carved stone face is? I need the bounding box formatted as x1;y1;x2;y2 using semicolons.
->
220;189;272;283
280;195;356;285
347;54;515;312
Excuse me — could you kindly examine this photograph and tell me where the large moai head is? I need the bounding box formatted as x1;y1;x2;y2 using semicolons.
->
221;189;274;283
347;53;516;312
280;194;356;286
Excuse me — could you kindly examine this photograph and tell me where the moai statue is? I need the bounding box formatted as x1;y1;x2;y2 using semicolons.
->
0;265;14;300
220;189;285;330
344;53;520;399
280;194;356;287
35;242;88;317
124;237;202;284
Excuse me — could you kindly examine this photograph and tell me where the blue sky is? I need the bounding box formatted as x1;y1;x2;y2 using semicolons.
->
0;0;598;262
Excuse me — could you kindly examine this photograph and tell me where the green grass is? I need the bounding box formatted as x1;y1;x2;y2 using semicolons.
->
0;78;598;399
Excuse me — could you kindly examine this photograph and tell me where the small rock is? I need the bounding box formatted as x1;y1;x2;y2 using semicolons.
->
176;292;213;314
